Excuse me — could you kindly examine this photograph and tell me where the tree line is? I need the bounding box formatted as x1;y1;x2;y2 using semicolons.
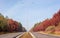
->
0;13;26;32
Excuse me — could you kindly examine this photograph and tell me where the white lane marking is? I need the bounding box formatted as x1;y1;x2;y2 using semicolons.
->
16;32;25;38
29;32;36;38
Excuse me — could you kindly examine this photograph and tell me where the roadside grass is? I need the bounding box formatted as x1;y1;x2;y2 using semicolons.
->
38;31;60;37
0;32;9;35
0;32;20;35
19;32;33;38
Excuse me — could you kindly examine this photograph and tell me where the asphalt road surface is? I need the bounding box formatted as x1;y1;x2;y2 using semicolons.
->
0;32;60;38
0;32;23;38
32;32;60;38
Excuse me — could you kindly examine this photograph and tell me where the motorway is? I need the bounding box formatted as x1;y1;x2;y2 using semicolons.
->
0;32;60;38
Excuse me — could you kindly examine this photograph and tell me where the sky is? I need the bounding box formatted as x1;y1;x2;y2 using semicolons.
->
0;0;60;31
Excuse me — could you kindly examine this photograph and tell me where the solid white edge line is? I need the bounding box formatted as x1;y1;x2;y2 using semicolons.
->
29;32;36;38
38;32;60;37
16;32;25;38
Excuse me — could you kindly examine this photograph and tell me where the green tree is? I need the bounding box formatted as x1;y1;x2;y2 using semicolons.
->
0;13;7;32
18;23;23;32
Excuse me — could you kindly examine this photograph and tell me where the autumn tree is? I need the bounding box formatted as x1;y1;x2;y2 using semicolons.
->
7;19;25;32
33;10;60;32
0;13;26;32
0;13;7;32
45;25;55;33
55;22;60;32
51;10;60;26
33;19;52;31
7;19;18;32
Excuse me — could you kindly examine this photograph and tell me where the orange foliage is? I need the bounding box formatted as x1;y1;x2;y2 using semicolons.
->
7;19;19;32
33;10;60;32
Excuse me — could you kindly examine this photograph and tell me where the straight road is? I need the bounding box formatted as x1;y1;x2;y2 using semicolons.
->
32;32;60;38
0;32;24;38
1;32;60;38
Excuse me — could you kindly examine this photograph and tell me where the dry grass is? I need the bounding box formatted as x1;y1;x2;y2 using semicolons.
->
39;31;60;37
0;32;8;35
20;32;33;38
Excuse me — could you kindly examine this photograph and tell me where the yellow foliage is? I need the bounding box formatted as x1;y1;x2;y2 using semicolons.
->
45;25;55;34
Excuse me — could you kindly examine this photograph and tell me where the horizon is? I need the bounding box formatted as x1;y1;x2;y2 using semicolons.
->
0;0;60;31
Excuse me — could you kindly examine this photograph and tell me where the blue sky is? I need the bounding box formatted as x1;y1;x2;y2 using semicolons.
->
0;0;60;31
